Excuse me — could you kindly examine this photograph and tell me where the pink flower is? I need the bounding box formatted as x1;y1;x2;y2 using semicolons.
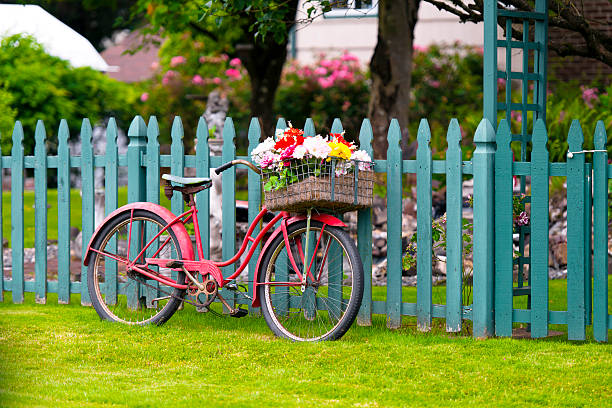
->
199;56;207;64
429;80;440;88
413;45;427;53
229;58;241;67
511;111;522;122
221;53;229;61
213;77;222;84
170;56;186;67
192;74;204;85
320;59;333;68
342;101;351;111
314;67;327;75
581;86;598;108
341;52;359;62
140;92;149;102
162;70;177;85
150;61;159;70
516;211;529;226
280;145;296;161
318;77;333;88
225;68;242;80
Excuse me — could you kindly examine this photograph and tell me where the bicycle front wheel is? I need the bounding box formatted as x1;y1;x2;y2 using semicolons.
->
258;220;363;341
87;209;186;325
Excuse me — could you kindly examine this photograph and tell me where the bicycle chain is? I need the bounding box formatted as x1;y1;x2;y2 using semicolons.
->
131;274;251;318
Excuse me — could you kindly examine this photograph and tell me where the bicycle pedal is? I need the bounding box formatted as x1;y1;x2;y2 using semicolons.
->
196;305;209;313
229;308;248;318
225;282;238;291
165;260;184;269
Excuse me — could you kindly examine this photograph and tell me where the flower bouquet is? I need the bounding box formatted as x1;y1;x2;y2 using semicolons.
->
251;124;374;212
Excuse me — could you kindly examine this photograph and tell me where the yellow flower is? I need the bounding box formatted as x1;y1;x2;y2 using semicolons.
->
327;142;352;160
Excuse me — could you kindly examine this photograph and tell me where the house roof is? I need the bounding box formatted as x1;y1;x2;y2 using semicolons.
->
0;4;109;71
101;30;161;83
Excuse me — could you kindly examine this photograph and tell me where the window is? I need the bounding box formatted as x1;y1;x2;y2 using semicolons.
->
324;0;378;18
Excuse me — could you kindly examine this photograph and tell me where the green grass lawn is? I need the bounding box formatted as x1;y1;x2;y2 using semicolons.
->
1;280;611;407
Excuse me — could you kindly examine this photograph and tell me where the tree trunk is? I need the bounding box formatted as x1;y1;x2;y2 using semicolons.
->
368;0;421;159
241;0;298;136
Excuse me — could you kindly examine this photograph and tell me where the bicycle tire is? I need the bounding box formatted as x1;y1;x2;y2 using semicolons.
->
87;209;186;325
258;220;363;341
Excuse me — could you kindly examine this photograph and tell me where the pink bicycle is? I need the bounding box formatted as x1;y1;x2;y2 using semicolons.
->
84;160;364;341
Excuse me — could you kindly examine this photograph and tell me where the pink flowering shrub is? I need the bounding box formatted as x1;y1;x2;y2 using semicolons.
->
276;52;369;140
137;32;250;147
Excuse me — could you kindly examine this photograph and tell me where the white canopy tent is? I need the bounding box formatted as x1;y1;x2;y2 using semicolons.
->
0;4;110;71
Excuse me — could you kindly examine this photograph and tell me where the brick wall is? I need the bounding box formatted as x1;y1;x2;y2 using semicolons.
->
548;0;612;85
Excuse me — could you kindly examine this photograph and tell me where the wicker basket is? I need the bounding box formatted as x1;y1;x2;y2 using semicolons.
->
262;159;374;213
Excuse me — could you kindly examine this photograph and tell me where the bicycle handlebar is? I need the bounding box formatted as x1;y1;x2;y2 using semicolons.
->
214;159;261;175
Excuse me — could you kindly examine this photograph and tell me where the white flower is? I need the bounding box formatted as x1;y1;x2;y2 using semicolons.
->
293;144;308;159
251;137;276;165
303;135;331;159
274;128;284;139
351;149;372;170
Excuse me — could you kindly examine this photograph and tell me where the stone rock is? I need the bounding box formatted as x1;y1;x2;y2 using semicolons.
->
551;241;568;267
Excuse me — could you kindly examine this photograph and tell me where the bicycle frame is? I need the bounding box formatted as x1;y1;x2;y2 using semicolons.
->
87;200;347;303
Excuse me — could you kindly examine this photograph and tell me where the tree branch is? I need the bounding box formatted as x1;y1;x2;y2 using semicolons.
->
424;0;612;68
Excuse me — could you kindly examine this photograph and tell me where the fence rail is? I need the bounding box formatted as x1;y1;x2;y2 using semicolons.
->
0;115;609;342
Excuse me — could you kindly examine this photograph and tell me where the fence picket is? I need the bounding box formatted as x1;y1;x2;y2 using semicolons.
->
445;119;463;332
80;119;94;306
386;119;403;329
170;117;185;215
275;118;289;314
472;118;496;338
328;118;344;321
530;119;550;337
566;120;586;341
592;121;608;342
221;117;237;310
126;116;147;309
104;118;119;306
10;121;25;303
416;119;433;331
247;117;261;312
34;121;48;304
304;118;315;136
357;119;373;326
494;119;513;337
57;120;70;304
195;117;210;260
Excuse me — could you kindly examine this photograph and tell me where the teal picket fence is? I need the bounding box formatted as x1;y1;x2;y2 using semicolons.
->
0;115;609;342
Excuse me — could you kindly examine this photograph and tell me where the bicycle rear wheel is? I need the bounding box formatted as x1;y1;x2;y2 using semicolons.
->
258;220;363;341
87;209;186;325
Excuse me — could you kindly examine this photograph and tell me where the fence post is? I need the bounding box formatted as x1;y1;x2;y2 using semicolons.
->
57;120;71;304
445;119;463;332
530;119;550;338
34;120;48;304
105;118;119;306
11;122;25;304
592;121;608;342
386;119;403;329
357;119;373;326
221;117;237;311
80;119;94;306
472;118;496;338
567;120;586;341
247;117;261;314
127;116;147;204
416;119;433;331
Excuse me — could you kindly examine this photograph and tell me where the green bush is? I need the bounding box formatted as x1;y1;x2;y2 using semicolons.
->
0;34;139;155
